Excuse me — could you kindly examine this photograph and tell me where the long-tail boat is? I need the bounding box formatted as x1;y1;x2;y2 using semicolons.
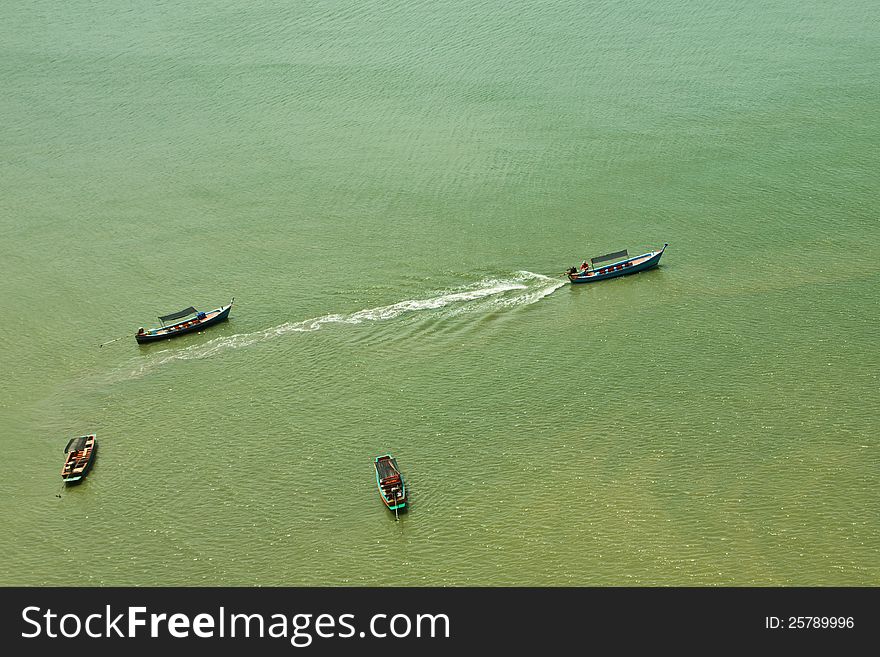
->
61;434;97;484
136;298;233;344
567;244;667;284
374;454;407;513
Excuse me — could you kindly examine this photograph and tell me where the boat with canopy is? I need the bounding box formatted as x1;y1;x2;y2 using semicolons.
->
136;298;234;343
374;454;407;515
567;244;667;284
61;434;97;484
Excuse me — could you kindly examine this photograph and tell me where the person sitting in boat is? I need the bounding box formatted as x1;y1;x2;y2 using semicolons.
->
580;260;590;272
137;327;145;336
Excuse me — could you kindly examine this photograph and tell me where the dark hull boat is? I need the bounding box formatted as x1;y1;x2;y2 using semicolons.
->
374;455;407;513
568;244;667;284
136;298;233;344
61;434;97;484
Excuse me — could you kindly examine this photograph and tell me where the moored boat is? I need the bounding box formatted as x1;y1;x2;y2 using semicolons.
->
61;434;97;484
136;298;233;344
374;454;407;513
567;244;668;284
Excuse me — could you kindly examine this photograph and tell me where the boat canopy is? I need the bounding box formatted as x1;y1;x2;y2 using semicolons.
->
376;457;399;480
591;249;628;265
64;436;87;453
159;307;197;323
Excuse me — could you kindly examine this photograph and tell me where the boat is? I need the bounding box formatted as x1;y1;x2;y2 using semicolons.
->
567;244;668;284
374;454;407;513
61;434;97;484
136;298;233;343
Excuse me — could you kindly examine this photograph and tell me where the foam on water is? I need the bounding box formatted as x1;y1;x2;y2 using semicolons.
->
119;272;564;378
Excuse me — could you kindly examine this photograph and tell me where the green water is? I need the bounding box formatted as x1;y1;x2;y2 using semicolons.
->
1;0;877;585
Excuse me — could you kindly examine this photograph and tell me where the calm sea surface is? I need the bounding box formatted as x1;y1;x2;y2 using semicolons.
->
1;0;877;585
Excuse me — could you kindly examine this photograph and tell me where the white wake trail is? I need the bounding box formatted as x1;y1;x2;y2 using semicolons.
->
119;271;563;378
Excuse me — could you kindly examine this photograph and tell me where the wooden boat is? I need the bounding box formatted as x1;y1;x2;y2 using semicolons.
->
374;454;407;513
61;434;97;484
568;244;668;284
136;298;233;343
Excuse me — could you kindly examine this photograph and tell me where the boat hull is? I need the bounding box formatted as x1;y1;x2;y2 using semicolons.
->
569;244;667;284
136;304;232;343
